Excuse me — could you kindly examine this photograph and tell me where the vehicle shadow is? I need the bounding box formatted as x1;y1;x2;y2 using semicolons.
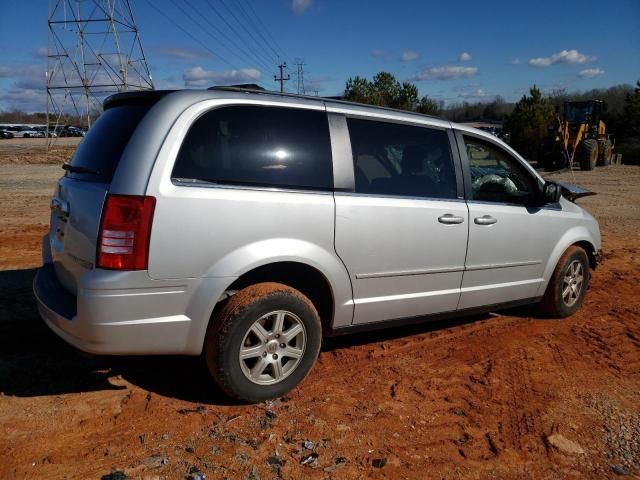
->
0;267;544;404
0;267;233;405
322;313;489;352
323;302;544;351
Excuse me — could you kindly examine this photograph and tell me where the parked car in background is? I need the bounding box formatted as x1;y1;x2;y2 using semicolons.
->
34;88;601;402
0;126;15;139
2;126;45;138
54;125;85;137
22;127;46;138
68;126;85;137
34;126;57;138
3;126;27;137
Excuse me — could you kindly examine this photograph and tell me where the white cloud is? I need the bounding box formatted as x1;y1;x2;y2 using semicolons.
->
291;0;312;15
459;52;472;62
154;76;183;90
578;68;605;79
511;58;523;65
0;64;44;78
371;49;386;58
34;47;48;59
158;46;210;60
410;66;478;81
528;49;596;67
304;75;334;93
0;87;48;112
400;50;419;62
458;88;487;99
182;66;262;87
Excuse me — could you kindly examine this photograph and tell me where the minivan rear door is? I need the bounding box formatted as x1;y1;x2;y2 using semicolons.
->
332;114;468;325
49;103;152;294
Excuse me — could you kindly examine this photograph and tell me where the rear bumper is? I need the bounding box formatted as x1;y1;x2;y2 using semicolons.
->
34;236;232;355
34;262;192;355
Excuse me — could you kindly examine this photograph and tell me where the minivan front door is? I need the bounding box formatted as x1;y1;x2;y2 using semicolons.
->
456;132;559;309
333;116;468;325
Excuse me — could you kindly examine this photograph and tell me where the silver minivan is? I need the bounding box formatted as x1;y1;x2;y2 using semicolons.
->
34;88;601;401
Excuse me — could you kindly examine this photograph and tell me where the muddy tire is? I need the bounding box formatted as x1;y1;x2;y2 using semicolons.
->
540;246;590;318
579;139;598;170
597;139;612;167
204;282;322;402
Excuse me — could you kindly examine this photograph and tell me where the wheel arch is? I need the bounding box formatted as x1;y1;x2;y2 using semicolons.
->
538;228;598;297
572;239;598;270
219;261;336;336
183;238;354;355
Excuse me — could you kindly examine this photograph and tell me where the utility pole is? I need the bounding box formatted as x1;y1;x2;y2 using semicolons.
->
274;63;290;93
295;61;306;95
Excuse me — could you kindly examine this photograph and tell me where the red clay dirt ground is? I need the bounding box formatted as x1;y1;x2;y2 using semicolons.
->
0;143;639;479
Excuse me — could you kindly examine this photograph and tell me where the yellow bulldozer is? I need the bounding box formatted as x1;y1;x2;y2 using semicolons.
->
543;100;613;171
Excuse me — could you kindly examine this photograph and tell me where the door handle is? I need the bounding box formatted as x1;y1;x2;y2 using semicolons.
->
474;215;497;225
438;214;465;225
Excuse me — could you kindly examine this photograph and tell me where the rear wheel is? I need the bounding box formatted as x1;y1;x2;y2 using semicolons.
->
540;246;590;317
204;282;322;402
579;139;598;170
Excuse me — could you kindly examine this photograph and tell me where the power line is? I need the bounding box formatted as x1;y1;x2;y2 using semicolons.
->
180;0;273;72
238;0;289;62
229;0;286;63
171;0;273;72
141;0;239;70
199;0;275;73
217;0;279;65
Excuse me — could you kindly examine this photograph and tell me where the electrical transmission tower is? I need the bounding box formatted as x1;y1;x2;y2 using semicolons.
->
46;0;154;144
295;60;306;95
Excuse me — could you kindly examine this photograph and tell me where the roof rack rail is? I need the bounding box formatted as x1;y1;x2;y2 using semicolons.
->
206;85;440;120
208;84;266;92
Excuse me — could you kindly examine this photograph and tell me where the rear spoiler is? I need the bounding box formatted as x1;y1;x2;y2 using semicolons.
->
103;90;175;110
555;181;596;202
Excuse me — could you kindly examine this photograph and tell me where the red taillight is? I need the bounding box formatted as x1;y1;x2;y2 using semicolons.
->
97;194;156;270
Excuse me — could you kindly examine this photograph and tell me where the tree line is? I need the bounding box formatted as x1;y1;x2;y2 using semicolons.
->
3;74;638;163
0;110;95;126
343;71;639;164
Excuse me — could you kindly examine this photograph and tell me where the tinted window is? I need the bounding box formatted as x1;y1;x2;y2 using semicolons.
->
347;118;457;199
172;106;333;191
67;104;151;182
463;136;537;204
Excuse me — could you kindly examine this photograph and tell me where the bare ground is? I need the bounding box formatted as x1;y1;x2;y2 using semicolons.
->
0;143;639;479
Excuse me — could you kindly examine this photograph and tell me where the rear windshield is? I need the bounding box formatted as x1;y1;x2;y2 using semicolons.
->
66;104;151;182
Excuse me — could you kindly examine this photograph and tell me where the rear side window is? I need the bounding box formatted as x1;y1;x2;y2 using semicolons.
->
347;118;457;199
172;106;333;191
67;104;151;182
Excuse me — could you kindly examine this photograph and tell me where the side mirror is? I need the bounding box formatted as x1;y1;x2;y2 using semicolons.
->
542;182;562;204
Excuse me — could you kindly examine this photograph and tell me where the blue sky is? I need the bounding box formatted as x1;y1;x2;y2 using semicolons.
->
1;0;639;112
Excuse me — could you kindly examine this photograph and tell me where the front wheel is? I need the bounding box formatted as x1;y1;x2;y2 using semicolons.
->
204;282;322;402
597;139;613;166
579;139;598;170
540;246;590;317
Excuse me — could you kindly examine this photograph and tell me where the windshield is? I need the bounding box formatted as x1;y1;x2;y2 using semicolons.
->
565;103;593;124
